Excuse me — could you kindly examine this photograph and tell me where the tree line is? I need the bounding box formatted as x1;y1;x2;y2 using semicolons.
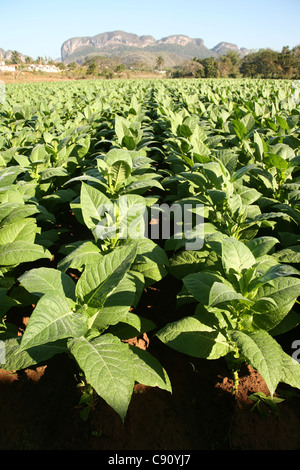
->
172;46;300;79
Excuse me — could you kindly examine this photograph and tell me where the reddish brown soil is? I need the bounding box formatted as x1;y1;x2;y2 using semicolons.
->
1;275;300;451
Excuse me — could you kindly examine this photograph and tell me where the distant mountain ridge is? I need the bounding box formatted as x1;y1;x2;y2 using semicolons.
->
60;30;249;66
0;48;27;62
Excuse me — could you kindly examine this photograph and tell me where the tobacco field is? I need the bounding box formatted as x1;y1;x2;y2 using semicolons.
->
0;78;300;450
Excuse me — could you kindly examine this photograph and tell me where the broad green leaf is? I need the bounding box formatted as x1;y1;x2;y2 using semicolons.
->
229;330;284;395
68;334;134;422
265;153;288;172
246;236;279;258
230;164;257;183
0;188;24;205
273;245;300;263
0;336;67;371
80;182;111;231
18;267;76;301
253;277;300;330
20;294;87;350
124;178;164;194
57;241;102;272
130;238;168;285
231;119;248;139
104;148;133;168
280;351;300;390
253;131;264;161
208;282;250;307
129;346;172;392
0;218;38;245
183;271;225;305
236;186;261;205
109;160;131;190
83;243;137;309
0;166;22;188
111;312;156;338
40;167;69;180
156;313;230;360
76;243;138;304
222;237;256;274
250;264;300;290
168;249;211;279
117;193;147;240
241;113;255;133
269;309;300;336
114;115;129;145
0;241;51;266
30;144;49;163
0;204;39;224
90;274;138;329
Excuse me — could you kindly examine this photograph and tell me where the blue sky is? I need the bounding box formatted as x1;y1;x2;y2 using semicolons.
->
1;0;299;60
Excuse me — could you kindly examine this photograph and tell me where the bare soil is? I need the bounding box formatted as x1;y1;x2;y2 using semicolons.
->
0;71;163;84
1;274;300;451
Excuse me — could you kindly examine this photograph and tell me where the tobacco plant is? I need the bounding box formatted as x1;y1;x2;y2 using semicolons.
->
1;242;171;421
158;236;300;395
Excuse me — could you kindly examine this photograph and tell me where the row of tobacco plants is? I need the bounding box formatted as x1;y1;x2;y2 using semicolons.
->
0;78;300;421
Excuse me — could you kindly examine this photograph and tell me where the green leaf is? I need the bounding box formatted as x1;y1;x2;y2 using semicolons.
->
20;294;87;350
230;164;257;183
131;238;168;285
222;237;256;274
109;160;131;190
57;241;102;272
0;218;38;245
18;267;76;301
82;243;137;309
208;281;250;307
231;119;248;140
40;167;69;180
90;274;138;330
168;249;211;279
246;236;279;258
0;336;67;370
114;115;128;144
30;144;49;163
0;241;51;266
183;271;224;305
253;277;300;330
280;351;300;390
129;346;172;392
76;243;136;303
80;182;111;231
230;329;283;395
156;313;230;360
68;334;134;421
273;245;300;263
0;204;39;224
0;166;22;188
250;264;300;290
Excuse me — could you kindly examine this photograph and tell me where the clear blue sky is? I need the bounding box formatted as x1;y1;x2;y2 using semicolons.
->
1;0;299;60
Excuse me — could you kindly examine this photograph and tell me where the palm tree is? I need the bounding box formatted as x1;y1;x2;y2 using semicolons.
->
11;50;21;64
156;55;164;70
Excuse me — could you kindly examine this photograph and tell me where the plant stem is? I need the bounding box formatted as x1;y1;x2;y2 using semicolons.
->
232;370;239;395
